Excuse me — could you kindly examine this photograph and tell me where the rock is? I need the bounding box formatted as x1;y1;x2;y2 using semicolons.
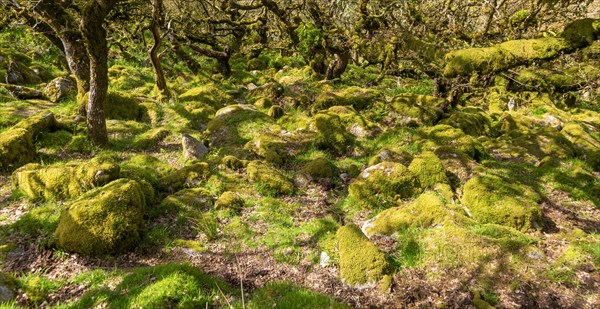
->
314;111;354;155
542;115;564;130
337;224;391;289
214;191;244;211
12;157;120;200
161;187;213;212
0;83;44;99
348;162;421;210
221;155;244;170
408;151;449;189
6;59;41;85
364;191;466;237
0;111;58;171
247;160;294;196
319;251;331;267
300;157;338;182
182;133;208;160
55;179;146;255
44;76;76;102
247;82;258;91
0;272;17;303
461;173;542;231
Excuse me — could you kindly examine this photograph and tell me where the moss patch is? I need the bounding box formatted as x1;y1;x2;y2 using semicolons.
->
12;157;120;200
158;162;210;192
314;111;354;155
247;281;350;309
247;160;294;196
408;151;449;189
336;224;390;288
348;162;421;210
461;173;541;231
54;179;146;255
300;157;338;181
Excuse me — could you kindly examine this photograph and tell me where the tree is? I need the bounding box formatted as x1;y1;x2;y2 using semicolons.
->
8;0;120;145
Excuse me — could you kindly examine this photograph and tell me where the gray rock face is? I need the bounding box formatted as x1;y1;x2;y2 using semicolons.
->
182;133;208;160
44;76;76;102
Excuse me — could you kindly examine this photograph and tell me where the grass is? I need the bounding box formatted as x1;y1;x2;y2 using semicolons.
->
245;281;349;309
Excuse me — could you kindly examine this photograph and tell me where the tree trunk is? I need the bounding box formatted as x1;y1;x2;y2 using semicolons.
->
81;0;117;145
326;50;350;80
168;34;201;74
149;0;169;97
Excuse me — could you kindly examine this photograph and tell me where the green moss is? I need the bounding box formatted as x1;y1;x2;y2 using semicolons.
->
247;281;350;309
444;37;573;77
336;224;390;287
121;154;172;187
389;94;445;126
416;124;487;161
461;173;541;231
160;187;213;214
366;191;467;236
248;81;284;101
131;127;170;150
300;157;338;180
314;111;354;155
561;122;600;170
0;128;34;171
254;97;272;109
13;111;57;136
327;105;378;137
214;191;244;210
267;105;285;119
54;179;146;255
158;162;210;192
439;108;490;136
312;86;380;112
348;162;421;210
247;160;294;196
221;155;244;170
179;83;232;110
408;151;449;188
561;18;600;47
12;157;120;200
0;272;17;303
248;133;287;165
207;105;273;149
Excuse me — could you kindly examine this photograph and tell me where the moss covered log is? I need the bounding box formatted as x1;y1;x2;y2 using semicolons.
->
444;19;600;77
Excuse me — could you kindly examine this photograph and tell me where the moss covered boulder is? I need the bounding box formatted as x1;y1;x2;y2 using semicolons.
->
388;94;446;126
364;191;466;237
416;124;487;161
300;157;338;181
0;128;34;171
0;111;59;170
43;76;76;103
314;111;354;155
12;157;120;200
55;179;146;255
327;105;379;138
439;108;490;136
247;160;294;196
348;162;421;210
337;224;391;288
461;174;542;231
408;151;449;189
214;191;244;211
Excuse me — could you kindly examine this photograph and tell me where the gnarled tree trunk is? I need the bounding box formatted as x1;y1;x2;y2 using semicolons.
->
149;0;169;97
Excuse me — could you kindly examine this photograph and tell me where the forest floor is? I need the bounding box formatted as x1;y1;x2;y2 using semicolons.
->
1;38;600;308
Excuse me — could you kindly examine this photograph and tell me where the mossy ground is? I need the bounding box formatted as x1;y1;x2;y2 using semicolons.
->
0;26;598;308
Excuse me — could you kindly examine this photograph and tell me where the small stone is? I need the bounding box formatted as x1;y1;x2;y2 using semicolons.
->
320;251;331;267
182;133;208;160
247;83;258;90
